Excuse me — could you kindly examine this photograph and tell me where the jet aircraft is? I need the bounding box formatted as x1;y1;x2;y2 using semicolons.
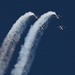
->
57;25;66;30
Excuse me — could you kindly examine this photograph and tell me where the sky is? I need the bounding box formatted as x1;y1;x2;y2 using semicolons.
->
0;0;75;75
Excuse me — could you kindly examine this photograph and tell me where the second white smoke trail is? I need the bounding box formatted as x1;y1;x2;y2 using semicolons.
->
11;11;58;75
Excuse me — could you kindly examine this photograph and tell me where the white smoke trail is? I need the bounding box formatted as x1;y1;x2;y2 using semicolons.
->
11;11;58;75
0;12;35;75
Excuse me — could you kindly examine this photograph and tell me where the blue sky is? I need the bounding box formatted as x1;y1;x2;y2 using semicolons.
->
0;0;75;75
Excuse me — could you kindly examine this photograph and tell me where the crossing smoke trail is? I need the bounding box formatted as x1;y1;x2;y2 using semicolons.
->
11;11;58;75
0;12;35;75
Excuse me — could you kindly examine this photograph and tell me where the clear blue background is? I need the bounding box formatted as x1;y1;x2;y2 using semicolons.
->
0;0;75;75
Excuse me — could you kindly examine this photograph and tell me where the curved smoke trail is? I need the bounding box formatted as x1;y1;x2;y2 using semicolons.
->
0;12;35;75
11;11;58;75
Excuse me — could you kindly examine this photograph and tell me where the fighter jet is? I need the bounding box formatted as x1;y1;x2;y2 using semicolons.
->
40;24;46;29
35;15;39;19
52;15;61;19
56;15;60;19
57;25;66;30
